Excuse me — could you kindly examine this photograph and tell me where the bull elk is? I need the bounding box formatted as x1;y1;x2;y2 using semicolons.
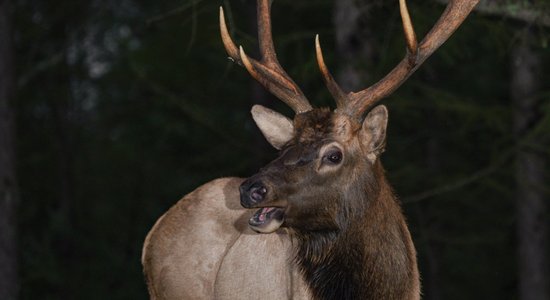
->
142;0;479;299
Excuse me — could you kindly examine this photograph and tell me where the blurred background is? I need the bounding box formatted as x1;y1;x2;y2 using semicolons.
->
0;0;549;299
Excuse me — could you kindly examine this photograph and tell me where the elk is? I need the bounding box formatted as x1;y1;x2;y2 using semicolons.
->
142;0;478;299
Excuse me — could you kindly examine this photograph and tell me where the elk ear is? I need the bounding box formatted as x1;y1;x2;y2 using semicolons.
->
251;105;294;150
360;105;388;160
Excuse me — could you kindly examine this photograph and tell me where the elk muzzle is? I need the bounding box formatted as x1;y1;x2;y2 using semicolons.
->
239;177;285;233
240;179;268;208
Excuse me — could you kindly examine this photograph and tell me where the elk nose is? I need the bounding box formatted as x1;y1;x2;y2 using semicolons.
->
240;180;268;208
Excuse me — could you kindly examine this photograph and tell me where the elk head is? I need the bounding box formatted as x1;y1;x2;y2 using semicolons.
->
220;0;478;234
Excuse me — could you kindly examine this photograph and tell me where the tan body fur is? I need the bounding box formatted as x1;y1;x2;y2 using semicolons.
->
142;171;420;299
142;177;311;300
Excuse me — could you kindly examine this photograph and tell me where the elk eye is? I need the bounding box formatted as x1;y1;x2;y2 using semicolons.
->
324;150;343;164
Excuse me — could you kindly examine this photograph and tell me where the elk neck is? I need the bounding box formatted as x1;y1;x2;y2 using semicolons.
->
291;160;419;300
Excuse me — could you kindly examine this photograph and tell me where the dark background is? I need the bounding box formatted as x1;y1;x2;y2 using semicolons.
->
1;0;549;299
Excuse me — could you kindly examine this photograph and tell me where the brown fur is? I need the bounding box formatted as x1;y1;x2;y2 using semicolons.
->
293;108;333;144
142;108;420;300
254;109;420;299
291;161;419;300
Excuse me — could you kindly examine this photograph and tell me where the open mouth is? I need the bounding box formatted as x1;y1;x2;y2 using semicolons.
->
249;207;285;233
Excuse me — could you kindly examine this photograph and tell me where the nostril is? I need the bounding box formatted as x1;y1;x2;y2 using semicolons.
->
250;186;267;202
240;180;268;207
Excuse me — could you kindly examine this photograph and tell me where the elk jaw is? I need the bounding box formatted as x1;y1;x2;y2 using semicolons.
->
248;206;285;233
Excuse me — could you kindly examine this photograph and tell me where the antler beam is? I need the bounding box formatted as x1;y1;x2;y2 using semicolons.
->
219;0;313;114
316;0;479;119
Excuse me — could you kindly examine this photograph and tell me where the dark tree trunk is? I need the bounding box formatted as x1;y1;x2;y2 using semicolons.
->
334;0;374;92
48;96;76;221
417;138;443;300
511;30;549;300
0;0;19;299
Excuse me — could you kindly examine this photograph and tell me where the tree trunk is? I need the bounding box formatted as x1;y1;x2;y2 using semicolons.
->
511;30;549;300
418;138;443;300
0;0;19;299
334;0;373;92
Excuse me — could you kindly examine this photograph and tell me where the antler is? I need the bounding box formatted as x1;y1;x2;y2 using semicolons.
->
219;0;313;114
316;0;479;119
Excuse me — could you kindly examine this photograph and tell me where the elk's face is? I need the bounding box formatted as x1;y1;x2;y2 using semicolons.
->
240;104;388;233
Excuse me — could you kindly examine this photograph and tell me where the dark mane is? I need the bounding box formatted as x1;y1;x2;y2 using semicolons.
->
291;161;417;300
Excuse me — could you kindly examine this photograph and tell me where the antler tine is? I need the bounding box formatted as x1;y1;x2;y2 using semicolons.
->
315;35;347;109
337;0;479;119
219;6;240;62
219;1;313;114
399;0;418;55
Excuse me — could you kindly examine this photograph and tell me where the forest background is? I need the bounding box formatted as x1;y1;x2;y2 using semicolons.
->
0;0;549;299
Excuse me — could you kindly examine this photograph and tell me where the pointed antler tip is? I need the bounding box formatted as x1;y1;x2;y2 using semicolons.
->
313;33;348;108
315;36;325;67
219;7;240;59
219;0;313;113
399;0;418;54
315;34;321;49
219;6;228;33
219;6;226;21
238;46;256;74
